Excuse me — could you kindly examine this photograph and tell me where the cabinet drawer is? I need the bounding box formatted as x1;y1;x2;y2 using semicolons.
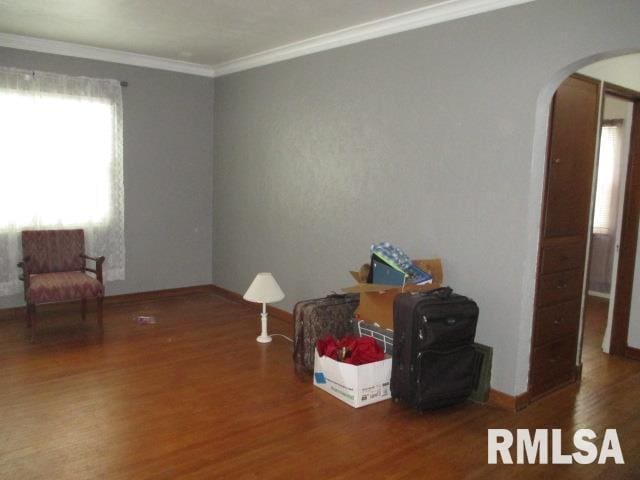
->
533;300;581;347
536;269;583;307
540;241;585;274
530;334;577;376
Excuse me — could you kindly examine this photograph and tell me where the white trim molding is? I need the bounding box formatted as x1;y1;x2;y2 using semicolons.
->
0;33;216;78
0;0;533;78
588;290;611;300
213;0;535;76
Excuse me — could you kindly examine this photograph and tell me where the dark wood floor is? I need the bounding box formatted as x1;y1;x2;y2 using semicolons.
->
1;292;639;479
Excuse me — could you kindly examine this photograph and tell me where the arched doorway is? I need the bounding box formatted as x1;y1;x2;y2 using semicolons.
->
524;52;640;404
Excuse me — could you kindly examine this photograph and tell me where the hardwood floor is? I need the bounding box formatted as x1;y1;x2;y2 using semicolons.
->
581;295;610;373
1;292;639;479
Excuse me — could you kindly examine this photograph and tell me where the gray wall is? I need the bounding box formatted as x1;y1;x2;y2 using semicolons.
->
0;47;214;308
213;0;640;395
580;54;640;92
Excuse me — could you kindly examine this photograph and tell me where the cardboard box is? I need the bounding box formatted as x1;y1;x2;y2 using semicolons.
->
313;349;392;408
342;258;443;329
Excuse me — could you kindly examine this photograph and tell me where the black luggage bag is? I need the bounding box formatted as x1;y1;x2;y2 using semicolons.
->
391;287;480;410
293;293;359;374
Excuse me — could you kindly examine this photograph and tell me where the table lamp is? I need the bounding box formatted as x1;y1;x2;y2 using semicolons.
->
243;272;285;343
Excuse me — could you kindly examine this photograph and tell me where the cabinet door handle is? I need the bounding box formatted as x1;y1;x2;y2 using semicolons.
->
553;158;561;165
556;282;567;289
553;317;564;325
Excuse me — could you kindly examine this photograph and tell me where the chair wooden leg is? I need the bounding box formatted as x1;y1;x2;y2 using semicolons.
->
97;297;104;329
81;298;87;321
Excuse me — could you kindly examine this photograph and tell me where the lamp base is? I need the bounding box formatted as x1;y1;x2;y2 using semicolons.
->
256;308;272;343
256;334;272;343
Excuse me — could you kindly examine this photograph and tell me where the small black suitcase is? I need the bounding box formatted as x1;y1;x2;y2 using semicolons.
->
292;293;359;374
391;287;479;410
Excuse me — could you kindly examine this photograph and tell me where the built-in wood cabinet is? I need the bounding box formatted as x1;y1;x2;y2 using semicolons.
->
530;74;600;399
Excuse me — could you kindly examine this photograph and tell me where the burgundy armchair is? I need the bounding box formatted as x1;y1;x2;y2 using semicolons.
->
17;229;105;341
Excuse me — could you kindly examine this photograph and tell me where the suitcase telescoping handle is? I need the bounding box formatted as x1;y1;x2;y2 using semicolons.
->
411;286;453;298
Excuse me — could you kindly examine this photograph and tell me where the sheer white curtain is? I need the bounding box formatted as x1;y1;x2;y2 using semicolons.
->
589;123;624;294
0;67;125;296
593;124;623;235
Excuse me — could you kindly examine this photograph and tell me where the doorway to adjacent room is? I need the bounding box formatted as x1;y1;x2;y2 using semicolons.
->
529;54;640;402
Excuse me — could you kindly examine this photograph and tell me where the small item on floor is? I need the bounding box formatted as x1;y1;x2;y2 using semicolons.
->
316;335;384;365
136;315;156;325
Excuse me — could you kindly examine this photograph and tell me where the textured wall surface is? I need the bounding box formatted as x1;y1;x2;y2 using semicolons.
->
580;53;640;92
213;0;640;395
0;47;214;308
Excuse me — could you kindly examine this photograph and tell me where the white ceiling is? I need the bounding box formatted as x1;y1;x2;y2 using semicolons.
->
0;0;532;76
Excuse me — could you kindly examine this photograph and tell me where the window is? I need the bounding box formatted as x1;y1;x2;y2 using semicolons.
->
0;91;114;226
593;123;623;235
0;67;124;296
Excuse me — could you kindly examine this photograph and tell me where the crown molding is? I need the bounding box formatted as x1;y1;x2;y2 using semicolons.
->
0;32;216;78
213;0;534;77
0;0;533;79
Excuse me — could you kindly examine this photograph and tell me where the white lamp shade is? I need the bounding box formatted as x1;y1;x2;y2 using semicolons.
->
243;273;285;303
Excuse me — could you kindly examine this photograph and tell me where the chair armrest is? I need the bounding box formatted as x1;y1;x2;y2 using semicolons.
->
81;254;106;283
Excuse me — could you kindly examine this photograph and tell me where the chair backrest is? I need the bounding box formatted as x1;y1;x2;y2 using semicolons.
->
21;229;85;275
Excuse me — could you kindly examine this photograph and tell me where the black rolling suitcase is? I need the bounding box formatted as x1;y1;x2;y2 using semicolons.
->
293;293;359;374
391;287;479;410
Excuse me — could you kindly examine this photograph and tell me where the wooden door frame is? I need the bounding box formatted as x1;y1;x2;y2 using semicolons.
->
528;73;601;402
527;76;640;405
608;83;640;356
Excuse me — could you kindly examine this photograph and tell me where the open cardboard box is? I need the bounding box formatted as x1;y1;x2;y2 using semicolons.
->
342;259;443;329
313;349;392;408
